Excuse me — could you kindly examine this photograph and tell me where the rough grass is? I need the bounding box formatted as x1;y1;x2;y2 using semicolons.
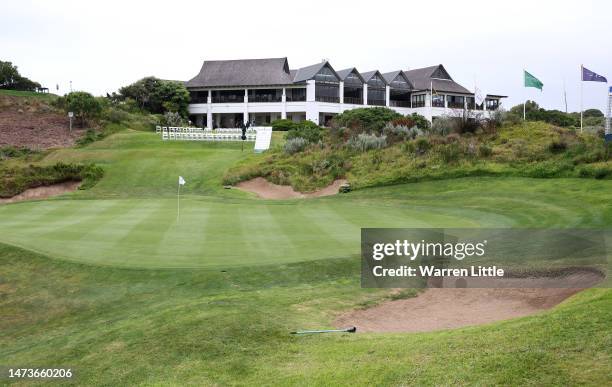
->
225;121;612;192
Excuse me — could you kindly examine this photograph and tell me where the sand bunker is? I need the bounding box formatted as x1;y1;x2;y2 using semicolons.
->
235;177;347;199
0;181;81;204
336;270;604;333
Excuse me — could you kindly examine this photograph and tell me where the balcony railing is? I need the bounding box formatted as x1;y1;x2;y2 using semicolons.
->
368;99;386;106
211;97;243;104
248;96;282;103
316;96;340;103
344;97;363;104
448;102;465;109
432;101;445;108
412;101;425;108
390;100;411;107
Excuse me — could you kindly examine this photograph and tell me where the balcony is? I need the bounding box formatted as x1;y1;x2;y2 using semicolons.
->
316;95;340;103
432;101;445;108
344;97;363;104
367;99;386;106
390;100;411;107
448;102;465;109
412;101;425;108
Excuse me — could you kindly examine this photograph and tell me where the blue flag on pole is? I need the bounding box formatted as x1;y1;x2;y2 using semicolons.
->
582;66;607;82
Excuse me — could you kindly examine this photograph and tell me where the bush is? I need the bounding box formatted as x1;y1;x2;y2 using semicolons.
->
347;133;387;152
271;119;296;131
162;111;187;127
104;108;130;124
286;121;322;143
431;116;454;136
62;91;102;127
438;143;462;163
383;124;424;140
332;107;402;133
548;139;568;153
478;144;493;157
284;137;308;154
0;146;37;159
119;77;190;117
414;137;430;155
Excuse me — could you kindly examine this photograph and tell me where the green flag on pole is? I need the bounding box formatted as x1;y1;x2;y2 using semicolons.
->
524;70;543;90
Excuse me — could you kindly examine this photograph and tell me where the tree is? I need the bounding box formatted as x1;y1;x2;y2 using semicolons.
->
118;77;190;117
583;109;604;118
65;91;102;127
0;60;41;91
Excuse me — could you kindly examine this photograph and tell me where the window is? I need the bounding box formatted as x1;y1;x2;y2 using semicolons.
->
212;90;244;103
248;89;282;103
367;74;386;106
343;71;363;104
286;88;306;102
315;65;340;103
486;98;499;110
390;75;410;90
447;95;465;109
411;94;425;108
467;97;483;110
432;94;445;107
189;91;208;104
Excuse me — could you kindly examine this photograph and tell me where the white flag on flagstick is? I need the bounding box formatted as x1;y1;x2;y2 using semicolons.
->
179;176;186;186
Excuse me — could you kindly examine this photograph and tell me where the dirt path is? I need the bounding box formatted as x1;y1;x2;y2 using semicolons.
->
235;177;347;199
336;271;603;333
0;181;81;204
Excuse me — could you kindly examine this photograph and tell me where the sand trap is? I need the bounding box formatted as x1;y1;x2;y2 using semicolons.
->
0;181;81;204
235;177;347;199
336;270;604;333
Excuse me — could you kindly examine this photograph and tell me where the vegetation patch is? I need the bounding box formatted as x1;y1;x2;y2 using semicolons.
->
226;108;612;192
0;162;103;198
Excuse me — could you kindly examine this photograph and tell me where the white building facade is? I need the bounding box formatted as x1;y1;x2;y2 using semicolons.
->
185;58;505;128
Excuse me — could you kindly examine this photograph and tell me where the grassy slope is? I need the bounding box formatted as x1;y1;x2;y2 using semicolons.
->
1;129;611;385
0;89;58;100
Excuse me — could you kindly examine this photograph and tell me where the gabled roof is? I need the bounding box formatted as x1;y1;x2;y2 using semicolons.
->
185;57;294;88
336;67;365;82
404;65;471;94
361;70;388;85
381;70;414;89
292;61;340;83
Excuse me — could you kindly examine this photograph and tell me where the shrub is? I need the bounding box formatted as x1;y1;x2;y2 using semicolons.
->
271;119;296;131
414;137;430;155
162;111;187;127
332;107;402;133
286;120;322;143
431;116;455;136
64;91;102;127
347;133;387;152
438;143;462;163
284;137;308;154
383;124;424;140
548;139;568;153
0;146;37;159
104;108;130;123
478;144;493;157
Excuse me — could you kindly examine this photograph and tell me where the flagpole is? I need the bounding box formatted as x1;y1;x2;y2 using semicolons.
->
563;78;568;113
580;64;584;133
177;181;180;221
523;69;526;120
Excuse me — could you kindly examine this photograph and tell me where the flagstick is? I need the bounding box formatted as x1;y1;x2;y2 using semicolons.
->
580;64;584;133
523;69;526;120
177;182;180;221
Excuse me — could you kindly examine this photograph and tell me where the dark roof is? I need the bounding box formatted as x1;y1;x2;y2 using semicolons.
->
404;65;471;94
292;61;340;83
361;70;388;85
336;67;365;82
382;70;414;89
185;57;294;88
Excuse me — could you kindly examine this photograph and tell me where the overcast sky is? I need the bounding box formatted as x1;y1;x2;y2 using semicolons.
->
2;0;611;112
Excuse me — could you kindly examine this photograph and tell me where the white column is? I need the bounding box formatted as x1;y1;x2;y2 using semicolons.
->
206;90;212;129
426;92;431;107
281;88;287;119
306;80;316;102
306;80;318;124
444;95;448;108
363;84;368;106
339;81;344;104
385;85;390;107
243;89;248;124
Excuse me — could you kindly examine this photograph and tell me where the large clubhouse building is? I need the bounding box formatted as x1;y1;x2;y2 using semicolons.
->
186;58;505;128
